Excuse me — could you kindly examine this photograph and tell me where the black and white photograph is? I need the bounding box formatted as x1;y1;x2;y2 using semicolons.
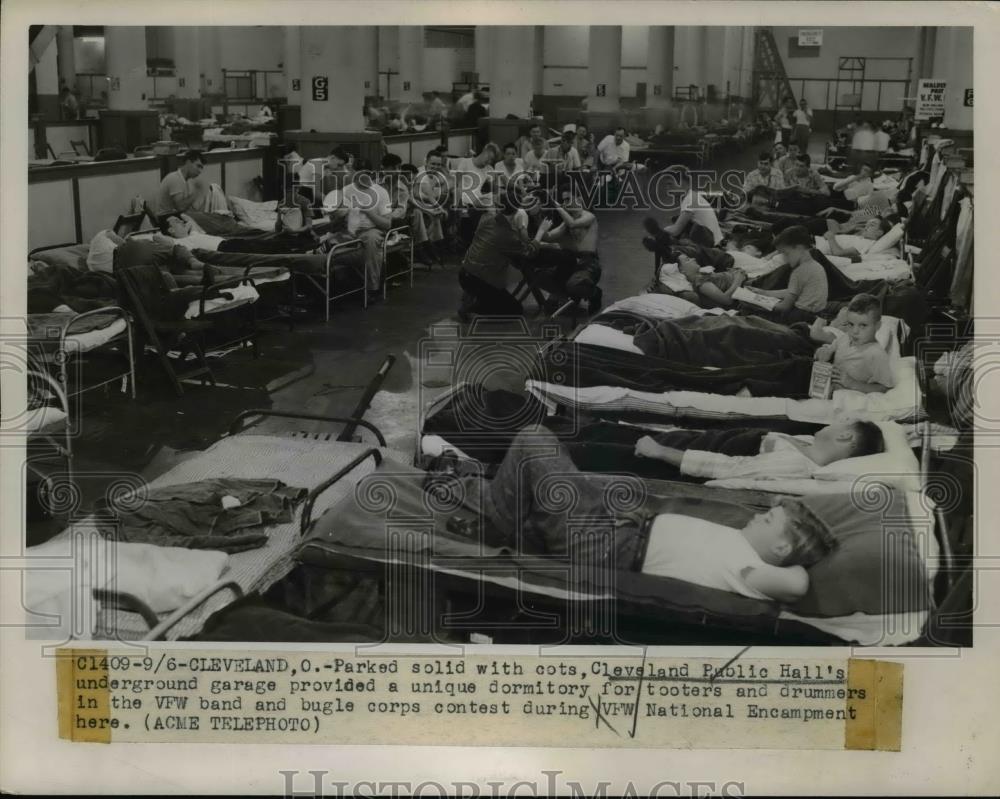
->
2;2;997;795
16;19;976;645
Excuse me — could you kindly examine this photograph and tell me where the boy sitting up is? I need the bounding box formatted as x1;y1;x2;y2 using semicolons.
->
810;293;896;393
740;225;829;323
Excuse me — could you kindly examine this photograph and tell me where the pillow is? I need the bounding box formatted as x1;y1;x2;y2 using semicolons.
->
792;490;931;617
31;243;89;271
812;421;920;491
575;324;643;354
86;229;119;273
867;222;904;255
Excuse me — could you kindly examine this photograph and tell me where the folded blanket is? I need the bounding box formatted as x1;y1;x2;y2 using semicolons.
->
27;311;119;339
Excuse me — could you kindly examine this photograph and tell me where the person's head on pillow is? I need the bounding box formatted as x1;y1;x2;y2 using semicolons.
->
811;419;886;465
773;225;814;267
860;215;894;241
741;498;839;568
159;214;192;239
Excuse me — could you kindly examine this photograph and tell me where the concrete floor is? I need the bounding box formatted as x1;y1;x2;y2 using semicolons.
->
29;137;779;543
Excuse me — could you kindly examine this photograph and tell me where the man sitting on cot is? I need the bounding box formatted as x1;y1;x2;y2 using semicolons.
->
468;427;841;602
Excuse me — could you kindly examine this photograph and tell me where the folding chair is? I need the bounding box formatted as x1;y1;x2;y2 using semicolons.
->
116;263;217;396
70;139;91;157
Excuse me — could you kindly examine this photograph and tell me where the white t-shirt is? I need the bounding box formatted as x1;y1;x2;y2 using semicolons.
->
793;108;812;127
852;128;877;151
341;182;392;235
596;135;630;167
680;190;723;245
451;157;492;207
641;514;771;600
873;130;891;153
172;232;225;251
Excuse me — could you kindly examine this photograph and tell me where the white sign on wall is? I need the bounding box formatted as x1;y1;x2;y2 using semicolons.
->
916;79;947;121
798;29;823;47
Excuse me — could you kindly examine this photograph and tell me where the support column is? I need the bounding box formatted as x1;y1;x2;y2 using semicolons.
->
587;26;622;113
361;28;379;99
932;27;972;130
300;26;366;131
105;26;148;110
645;26;675;107
491;27;535;118
533;26;545;97
56;26;76;92
398;26;424;103
739;27;755;100
201;27;223;95
284;26;302;105
696;26;710;101
474;26;493;87
172;28;201;99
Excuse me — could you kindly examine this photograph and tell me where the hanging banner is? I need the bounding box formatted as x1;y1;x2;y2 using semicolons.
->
915;79;947;121
798;29;823;46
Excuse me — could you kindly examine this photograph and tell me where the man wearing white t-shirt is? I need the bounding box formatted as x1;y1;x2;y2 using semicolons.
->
596;127;636;174
659;167;723;246
334;159;393;298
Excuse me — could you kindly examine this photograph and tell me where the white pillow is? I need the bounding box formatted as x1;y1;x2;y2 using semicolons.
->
575;324;644;354
86;229;118;273
812;421;920;491
867;223;904;255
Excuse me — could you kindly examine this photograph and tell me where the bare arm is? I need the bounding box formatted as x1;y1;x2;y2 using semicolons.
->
741;564;810;603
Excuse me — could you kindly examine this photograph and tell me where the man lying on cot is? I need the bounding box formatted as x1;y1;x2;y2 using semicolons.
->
473;428;840;602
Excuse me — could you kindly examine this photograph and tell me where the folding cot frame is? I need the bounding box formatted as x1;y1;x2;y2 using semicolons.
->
26;242;138;402
25;367;74;493
291;440;959;647
80;355;399;641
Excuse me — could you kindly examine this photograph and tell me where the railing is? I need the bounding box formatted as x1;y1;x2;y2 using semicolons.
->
787;76;911;114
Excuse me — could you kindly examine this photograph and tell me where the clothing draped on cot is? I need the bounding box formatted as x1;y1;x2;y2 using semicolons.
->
27;260;119;314
97;478;308;554
185;210;265;238
537;338;815;398
950;197;973;309
631;314;815;366
26;311;120;339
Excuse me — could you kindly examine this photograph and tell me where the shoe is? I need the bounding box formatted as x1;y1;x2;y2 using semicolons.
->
643;217;664;236
642;236;658;253
366;291;384;305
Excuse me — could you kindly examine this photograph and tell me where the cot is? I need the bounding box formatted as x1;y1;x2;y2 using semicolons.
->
291;455;945;646
28;242;138;400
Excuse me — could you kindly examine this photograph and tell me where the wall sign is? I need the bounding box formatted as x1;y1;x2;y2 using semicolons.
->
798;29;823;46
403;81;411;91
364;80;371;89
312;76;328;102
915;79;947;121
178;77;186;88
653;84;662;96
596;84;606;97
291;79;300;92
110;77;120;91
964;88;974;107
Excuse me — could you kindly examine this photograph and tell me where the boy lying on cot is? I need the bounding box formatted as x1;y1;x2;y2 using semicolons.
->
631;420;884;482
816;217;898;262
477;428;839;603
809;293;897;393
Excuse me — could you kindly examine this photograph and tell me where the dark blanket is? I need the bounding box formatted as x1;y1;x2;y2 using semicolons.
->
539;338;814;398
26;311;120;340
195;245;364;276
27;261;119;314
632;314;815;366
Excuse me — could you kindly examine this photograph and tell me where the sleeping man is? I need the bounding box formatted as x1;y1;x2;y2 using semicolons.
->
476;428;840;602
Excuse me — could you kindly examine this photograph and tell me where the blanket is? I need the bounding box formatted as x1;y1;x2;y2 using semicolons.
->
632;314;815;366
27;260;118;314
